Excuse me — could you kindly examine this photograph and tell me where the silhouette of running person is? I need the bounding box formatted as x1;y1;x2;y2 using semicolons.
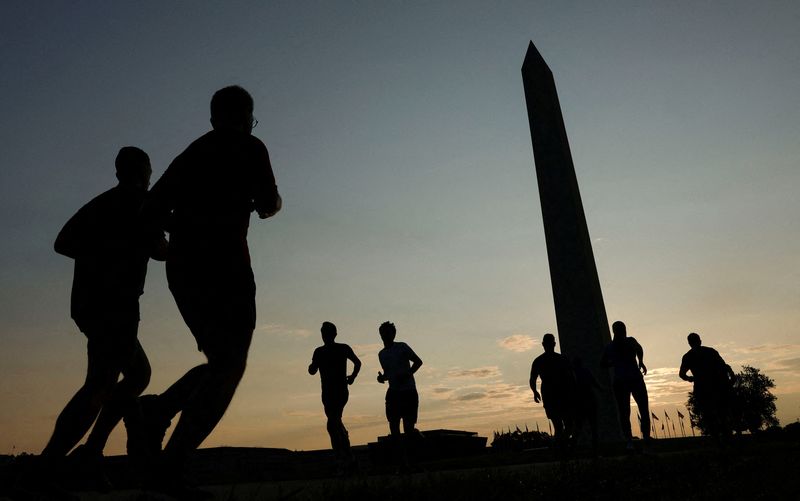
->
679;332;736;440
601;320;651;449
376;321;422;470
308;321;362;473
133;86;281;492
42;147;163;478
572;356;601;453
529;333;577;449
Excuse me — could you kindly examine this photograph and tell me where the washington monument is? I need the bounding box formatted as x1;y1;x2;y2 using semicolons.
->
522;41;623;443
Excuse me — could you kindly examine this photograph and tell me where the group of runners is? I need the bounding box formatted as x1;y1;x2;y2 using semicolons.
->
307;320;423;473
43;85;281;496
530;321;737;451
41;83;738;495
42;83;427;492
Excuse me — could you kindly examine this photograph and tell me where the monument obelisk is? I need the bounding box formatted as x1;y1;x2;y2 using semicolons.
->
521;41;622;442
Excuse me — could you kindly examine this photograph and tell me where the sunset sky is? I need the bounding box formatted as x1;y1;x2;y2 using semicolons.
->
2;1;799;455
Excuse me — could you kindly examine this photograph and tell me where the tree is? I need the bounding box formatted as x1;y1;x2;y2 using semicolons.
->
687;365;778;436
733;365;779;433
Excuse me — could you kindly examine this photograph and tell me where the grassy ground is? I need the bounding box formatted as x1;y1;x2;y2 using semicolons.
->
57;438;800;501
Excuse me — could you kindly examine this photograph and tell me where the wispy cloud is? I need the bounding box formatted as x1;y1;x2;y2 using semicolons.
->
352;343;383;358
644;367;691;406
778;358;800;371
718;342;800;393
456;392;486;401
498;334;537;353
439;382;531;409
447;366;502;379
282;409;319;419
257;323;312;338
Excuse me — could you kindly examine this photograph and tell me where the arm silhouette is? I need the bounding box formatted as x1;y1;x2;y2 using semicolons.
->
679;354;693;382
54;213;85;258
529;362;541;403
408;350;422;376
252;143;281;219
634;339;647;375
346;346;361;385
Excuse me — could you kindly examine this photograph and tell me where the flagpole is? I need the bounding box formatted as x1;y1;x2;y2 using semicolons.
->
664;410;671;439
651;412;660;439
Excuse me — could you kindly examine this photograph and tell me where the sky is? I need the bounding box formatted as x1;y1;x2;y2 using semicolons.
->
1;1;799;455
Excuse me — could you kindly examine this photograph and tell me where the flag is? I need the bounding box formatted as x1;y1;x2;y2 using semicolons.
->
661;423;665;431
677;410;685;419
536;422;540;433
525;423;529;433
664;410;670;421
651;411;660;421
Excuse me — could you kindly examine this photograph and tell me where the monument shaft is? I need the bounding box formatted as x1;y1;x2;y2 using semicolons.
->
521;41;622;442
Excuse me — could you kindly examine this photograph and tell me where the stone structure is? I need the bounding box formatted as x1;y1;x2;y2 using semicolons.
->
521;41;622;442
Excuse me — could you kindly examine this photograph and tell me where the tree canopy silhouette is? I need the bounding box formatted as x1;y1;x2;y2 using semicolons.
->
687;365;778;435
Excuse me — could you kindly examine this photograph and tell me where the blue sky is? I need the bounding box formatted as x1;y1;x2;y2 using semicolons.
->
1;1;799;453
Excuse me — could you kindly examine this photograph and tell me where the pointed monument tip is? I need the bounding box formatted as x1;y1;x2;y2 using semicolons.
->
521;39;551;74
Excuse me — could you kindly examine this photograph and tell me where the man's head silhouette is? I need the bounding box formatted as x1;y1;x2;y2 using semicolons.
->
379;321;396;345
542;333;556;353
210;85;255;133
612;321;627;340
115;146;151;191
687;332;702;348
321;321;337;344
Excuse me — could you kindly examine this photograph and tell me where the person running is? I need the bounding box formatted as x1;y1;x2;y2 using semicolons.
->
601;320;650;449
308;321;361;473
679;332;736;439
529;333;577;449
377;321;422;469
43;147;163;483
133;85;281;493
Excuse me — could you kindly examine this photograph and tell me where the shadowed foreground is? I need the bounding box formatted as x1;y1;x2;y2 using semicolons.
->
3;436;798;500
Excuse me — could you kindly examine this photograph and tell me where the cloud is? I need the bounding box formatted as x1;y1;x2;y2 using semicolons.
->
720;343;800;392
447;366;502;379
456;392;487;401
432;387;453;394
257;323;312;338
440;382;532;410
282;410;319;419
498;334;537;353
778;358;800;371
352;343;383;358
644;367;691;406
